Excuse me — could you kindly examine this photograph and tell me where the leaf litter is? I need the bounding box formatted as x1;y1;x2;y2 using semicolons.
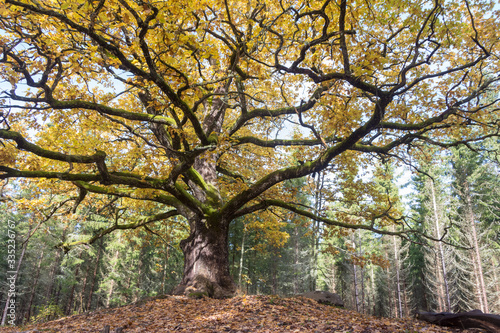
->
0;295;482;333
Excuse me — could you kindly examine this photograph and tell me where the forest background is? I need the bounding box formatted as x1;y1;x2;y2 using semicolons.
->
1;143;499;325
0;0;499;327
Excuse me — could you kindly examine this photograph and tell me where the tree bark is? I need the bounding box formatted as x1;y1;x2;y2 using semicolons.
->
171;217;236;298
169;83;236;298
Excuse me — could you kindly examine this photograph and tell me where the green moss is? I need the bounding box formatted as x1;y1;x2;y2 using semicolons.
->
207;132;219;145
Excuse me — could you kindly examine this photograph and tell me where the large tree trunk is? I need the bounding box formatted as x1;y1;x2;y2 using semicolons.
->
168;82;234;298
171;218;236;298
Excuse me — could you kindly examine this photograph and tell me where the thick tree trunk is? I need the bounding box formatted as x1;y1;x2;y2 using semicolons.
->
170;84;235;298
171;218;236;298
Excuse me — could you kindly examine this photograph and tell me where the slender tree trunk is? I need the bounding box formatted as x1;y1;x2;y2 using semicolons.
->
311;172;324;291
310;219;319;291
353;262;359;312
329;260;337;294
79;260;90;313
54;284;62;312
271;249;278;294
86;240;103;311
357;231;365;314
172;217;236;298
471;251;484;311
45;227;68;306
293;225;299;294
430;180;451;312
403;278;409;317
360;266;366;314
161;245;170;295
45;248;63;304
125;276;132;303
370;266;376;315
26;250;44;322
237;228;246;289
66;251;82;315
392;234;403;317
134;248;143;303
106;250;120;308
464;180;488;313
247;248;253;294
434;250;444;312
384;252;394;317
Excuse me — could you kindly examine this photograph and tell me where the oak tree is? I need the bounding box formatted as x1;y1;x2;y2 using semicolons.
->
1;0;499;297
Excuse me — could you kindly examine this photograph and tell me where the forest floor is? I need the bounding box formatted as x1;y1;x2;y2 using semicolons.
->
0;295;484;333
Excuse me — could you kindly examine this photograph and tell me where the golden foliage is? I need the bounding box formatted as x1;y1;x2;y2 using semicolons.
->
1;0;499;244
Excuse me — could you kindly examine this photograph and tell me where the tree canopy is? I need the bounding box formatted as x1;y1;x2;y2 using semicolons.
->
1;0;499;297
